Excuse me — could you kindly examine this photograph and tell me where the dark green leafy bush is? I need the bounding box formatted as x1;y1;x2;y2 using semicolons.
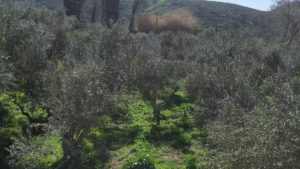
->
0;91;48;168
122;155;155;169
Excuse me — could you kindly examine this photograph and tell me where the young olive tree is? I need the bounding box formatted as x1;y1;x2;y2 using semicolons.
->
0;0;76;96
44;26;139;168
0;2;74;168
186;30;273;126
45;59;113;168
131;34;182;125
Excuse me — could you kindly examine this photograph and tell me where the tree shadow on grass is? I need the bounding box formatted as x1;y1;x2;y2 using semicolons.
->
145;124;192;151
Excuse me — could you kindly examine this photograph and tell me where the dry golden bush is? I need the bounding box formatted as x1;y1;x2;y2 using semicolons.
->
160;9;198;32
135;14;159;33
135;9;198;33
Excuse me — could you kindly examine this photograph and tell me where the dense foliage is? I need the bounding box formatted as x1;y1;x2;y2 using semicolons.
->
1;0;300;169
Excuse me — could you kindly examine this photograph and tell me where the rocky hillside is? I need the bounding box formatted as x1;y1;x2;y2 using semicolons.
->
33;0;267;28
151;0;267;28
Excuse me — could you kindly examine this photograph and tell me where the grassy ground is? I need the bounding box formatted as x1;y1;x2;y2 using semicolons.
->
103;91;209;169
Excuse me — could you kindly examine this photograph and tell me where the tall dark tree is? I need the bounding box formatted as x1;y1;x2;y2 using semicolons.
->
64;0;120;27
64;0;85;19
101;0;120;27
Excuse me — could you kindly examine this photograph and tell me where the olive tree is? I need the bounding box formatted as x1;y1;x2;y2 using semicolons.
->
43;26;140;168
130;34;183;125
186;30;274;125
45;59;113;168
271;0;300;47
187;29;300;168
0;0;76;96
207;72;300;169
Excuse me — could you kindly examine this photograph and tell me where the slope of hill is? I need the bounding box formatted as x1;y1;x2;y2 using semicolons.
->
148;0;267;28
33;0;64;10
33;0;267;28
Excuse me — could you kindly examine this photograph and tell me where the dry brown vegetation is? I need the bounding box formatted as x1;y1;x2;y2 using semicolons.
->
135;9;199;33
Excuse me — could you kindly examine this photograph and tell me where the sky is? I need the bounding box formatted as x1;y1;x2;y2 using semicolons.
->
207;0;274;11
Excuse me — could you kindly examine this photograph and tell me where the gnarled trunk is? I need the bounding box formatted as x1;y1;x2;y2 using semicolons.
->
58;127;91;169
150;99;161;126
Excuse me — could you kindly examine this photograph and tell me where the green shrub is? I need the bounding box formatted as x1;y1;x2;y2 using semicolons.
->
122;155;155;169
184;155;197;169
173;132;192;148
8;134;63;169
0;92;29;167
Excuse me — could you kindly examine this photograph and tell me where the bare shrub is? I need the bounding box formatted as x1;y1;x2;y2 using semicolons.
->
135;9;198;33
160;9;198;33
135;14;159;33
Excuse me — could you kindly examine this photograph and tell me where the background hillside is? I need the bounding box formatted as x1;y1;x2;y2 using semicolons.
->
147;0;267;28
33;0;267;28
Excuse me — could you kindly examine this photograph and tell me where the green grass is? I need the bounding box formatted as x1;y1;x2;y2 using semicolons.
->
22;134;63;169
105;92;209;169
74;90;210;168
